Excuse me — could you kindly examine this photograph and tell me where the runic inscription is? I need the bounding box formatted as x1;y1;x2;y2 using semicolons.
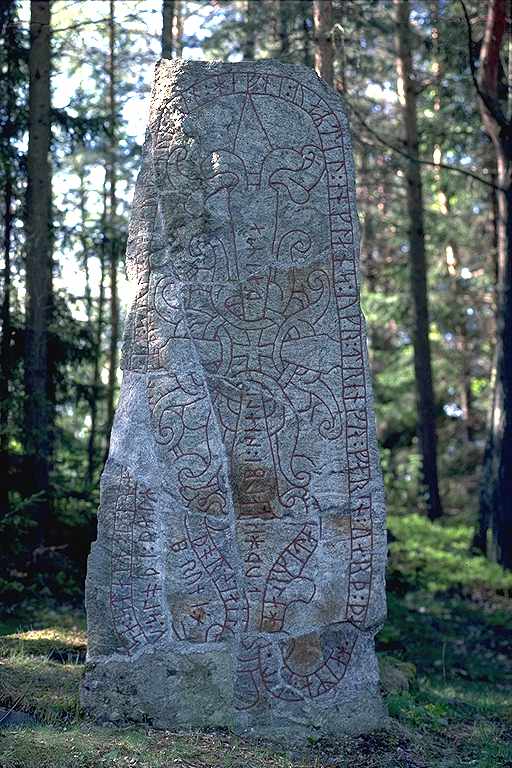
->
82;60;387;740
109;464;167;653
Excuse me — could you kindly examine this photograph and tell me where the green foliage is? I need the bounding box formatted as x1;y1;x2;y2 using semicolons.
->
379;449;424;514
386;683;512;768
375;511;512;767
386;692;449;730
0;611;85;727
381;513;512;692
387;513;512;594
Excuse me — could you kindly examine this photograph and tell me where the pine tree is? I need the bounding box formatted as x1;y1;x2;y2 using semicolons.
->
104;0;119;460
313;0;333;84
395;0;443;520
0;0;20;516
243;0;256;60
24;0;53;539
466;0;512;567
162;0;175;59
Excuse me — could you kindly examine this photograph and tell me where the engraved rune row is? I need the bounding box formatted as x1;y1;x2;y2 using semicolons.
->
235;632;356;708
110;467;166;654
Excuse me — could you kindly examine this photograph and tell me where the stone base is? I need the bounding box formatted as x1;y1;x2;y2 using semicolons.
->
81;633;386;741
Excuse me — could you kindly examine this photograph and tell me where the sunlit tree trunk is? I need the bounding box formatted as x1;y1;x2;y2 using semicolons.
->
88;180;107;484
395;0;443;520
104;0;119;461
24;0;53;538
313;0;333;85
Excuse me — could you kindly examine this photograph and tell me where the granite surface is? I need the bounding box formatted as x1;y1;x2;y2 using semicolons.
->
81;59;387;741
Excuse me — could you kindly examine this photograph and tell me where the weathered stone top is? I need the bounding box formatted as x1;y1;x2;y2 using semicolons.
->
82;59;387;741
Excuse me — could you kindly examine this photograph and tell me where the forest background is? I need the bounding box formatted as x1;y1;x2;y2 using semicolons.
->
1;1;512;767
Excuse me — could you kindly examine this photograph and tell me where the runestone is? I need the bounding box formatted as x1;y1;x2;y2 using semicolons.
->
81;59;387;740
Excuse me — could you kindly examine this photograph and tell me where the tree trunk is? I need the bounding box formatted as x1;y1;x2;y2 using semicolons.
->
481;148;512;567
313;0;333;85
302;0;312;68
279;0;289;58
162;0;174;59
243;0;256;60
0;175;12;516
162;0;183;59
0;0;16;516
174;0;184;57
77;164;93;483
87;181;107;482
359;152;378;292
474;168;500;553
336;0;346;93
78;166;92;323
491;170;499;289
395;0;443;520
104;0;119;460
473;0;512;568
474;408;495;554
24;0;52;538
431;6;474;446
440;197;475;444
88;181;107;484
459;319;475;444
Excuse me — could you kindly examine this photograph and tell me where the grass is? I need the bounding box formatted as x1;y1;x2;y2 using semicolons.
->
0;727;301;768
0;612;86;727
1;514;511;767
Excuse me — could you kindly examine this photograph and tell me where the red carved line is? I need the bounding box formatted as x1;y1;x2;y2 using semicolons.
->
259;522;319;632
271;633;356;701
110;468;147;654
109;467;165;654
235;631;356;706
153;73;373;622
185;516;240;638
347;496;373;627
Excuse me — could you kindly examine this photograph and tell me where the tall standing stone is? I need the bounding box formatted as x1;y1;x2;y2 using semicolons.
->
82;59;387;740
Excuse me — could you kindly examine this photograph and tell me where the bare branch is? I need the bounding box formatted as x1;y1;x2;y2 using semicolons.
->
344;97;501;190
52;12;151;33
